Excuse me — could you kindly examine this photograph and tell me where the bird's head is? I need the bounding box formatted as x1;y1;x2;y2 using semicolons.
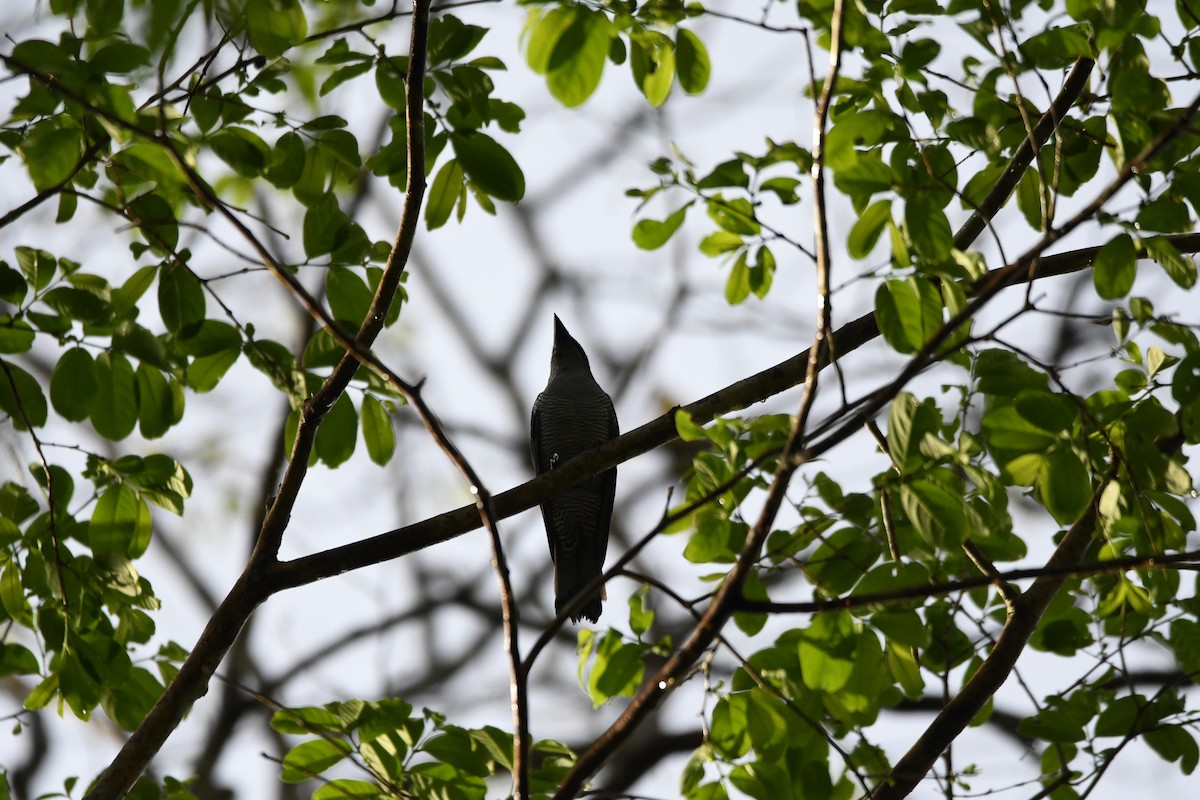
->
551;314;592;373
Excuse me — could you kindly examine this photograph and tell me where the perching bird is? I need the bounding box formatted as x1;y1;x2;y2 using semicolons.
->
531;315;618;623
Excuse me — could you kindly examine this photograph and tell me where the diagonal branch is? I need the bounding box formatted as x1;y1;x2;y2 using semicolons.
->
80;3;438;797
269;55;1106;593
869;486;1104;799
265;223;1180;593
552;2;851;794
954;59;1094;251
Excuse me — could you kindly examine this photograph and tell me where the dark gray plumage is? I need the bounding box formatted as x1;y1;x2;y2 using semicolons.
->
531;315;618;623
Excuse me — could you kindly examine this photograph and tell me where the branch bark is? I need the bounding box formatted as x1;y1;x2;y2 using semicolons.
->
265;225;1154;593
80;3;436;796
870;488;1103;799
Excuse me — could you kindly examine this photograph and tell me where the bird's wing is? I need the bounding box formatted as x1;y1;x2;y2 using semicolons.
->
530;395;543;472
530;394;558;565
595;397;619;565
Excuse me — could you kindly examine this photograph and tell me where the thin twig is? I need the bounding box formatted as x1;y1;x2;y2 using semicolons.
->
77;3;446;796
551;4;850;795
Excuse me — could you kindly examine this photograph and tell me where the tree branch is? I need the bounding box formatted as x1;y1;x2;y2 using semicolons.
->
80;3;437;796
870;486;1104;799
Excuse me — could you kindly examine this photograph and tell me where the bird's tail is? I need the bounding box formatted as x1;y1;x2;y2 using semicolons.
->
556;588;603;623
555;568;605;623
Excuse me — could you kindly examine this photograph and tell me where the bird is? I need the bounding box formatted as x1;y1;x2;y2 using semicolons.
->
531;315;619;623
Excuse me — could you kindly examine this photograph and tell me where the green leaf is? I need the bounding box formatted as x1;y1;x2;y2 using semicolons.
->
697;159;748;190
280;739;353;783
871;609;931;648
0;318;35;354
680;750;707;796
0;641;39;677
674;408;706;442
1137;194;1191;233
90;483;152;559
326;267;373;326
114;321;170;369
101;666;163;732
313;780;383;800
315;129;361;169
748;246;775;299
1;560;32;626
188;347;239;393
266;130;306;188
127;194;179;255
807;527;881;595
50;347;97;421
90;42;151;74
675;29;710;95
246;0;308;59
158;264;205;336
710;694;752;759
451;131;524;203
428;15;488;65
683;512;746;564
178;320;242;357
112;266;158;317
1020;24;1096;69
632;204;689;250
981;404;1058;454
246;339;305;404
361;394;395;466
699;231;744;257
208;127;270;177
628;585;654;638
0;483;38;525
126;454;193;515
19;120;84;191
1018;709;1087;743
24;674;59;712
630;31;675;107
15;247;57;292
0;262;27;305
86;0;124;34
900;477;966;548
316;393;358;467
423;727;493;776
0;360;48;430
760;175;801;204
974;349;1049;395
41;286;110;324
798;612;856;692
733;568;768;635
321;61;372;96
304;194;352;258
905;196;953;263
848;199;891;259
1093;233;1137;299
1143;235;1197;288
1014;391;1077;434
1145;725;1199;774
90;352;139;440
874;277;942;354
724;251;750;305
1169;619;1200;684
585;629;647;707
1037;445;1092;524
270;704;350;735
426;159;465;230
526;6;614;107
136;364;183;439
707;196;759;235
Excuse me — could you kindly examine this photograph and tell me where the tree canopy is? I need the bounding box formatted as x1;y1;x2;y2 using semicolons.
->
2;1;1200;799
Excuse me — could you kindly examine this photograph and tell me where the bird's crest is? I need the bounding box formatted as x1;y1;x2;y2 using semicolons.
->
551;314;591;372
